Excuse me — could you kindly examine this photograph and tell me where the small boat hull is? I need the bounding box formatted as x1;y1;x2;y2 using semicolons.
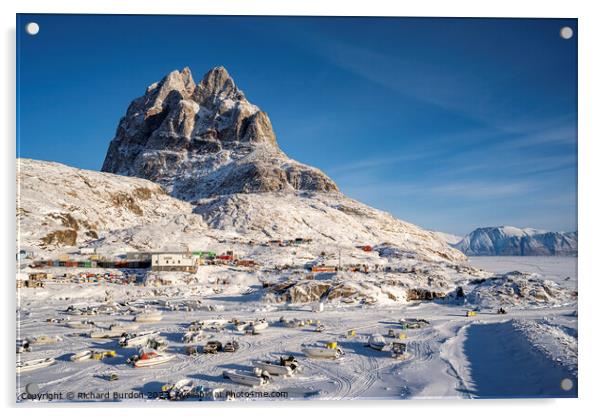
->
134;353;174;368
302;347;343;359
252;361;293;376
90;330;122;339
251;321;268;331
71;350;92;361
17;357;55;373
134;313;163;323
223;370;268;387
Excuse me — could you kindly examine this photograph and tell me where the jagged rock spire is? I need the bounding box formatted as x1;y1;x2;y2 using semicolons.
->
102;66;338;200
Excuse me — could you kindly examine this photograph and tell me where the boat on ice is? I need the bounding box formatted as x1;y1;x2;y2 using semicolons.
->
182;330;204;344
302;342;344;359
161;378;197;401
199;318;228;327
71;349;116;361
203;341;222;354
71;350;93;361
17;357;56;373
223;368;271;387
134;311;163;323
132;350;174;368
119;331;160;347
90;329;123;339
28;335;61;345
398;318;429;329
109;323;139;332
146;336;168;352
368;333;389;351
223;340;239;353
252;356;300;376
234;321;251;332
249;318;268;332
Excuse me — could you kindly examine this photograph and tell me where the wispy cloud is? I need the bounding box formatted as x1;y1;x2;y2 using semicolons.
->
306;36;577;139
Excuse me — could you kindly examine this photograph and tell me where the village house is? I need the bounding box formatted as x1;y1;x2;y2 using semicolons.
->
79;247;96;255
151;253;198;273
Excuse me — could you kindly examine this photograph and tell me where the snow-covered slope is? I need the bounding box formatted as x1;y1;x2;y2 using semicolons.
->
17;158;211;254
453;226;577;256
17;158;465;264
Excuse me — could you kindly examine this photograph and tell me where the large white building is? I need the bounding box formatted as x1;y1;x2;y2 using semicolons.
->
151;253;198;273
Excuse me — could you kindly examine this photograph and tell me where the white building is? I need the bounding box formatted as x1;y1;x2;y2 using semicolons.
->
151;253;198;273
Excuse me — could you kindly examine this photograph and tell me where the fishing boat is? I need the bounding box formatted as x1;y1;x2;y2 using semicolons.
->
223;369;270;387
133;351;174;368
71;350;92;361
252;356;300;376
302;343;344;359
17;357;55;373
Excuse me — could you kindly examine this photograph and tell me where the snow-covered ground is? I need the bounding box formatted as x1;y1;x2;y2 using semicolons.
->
469;256;578;288
16;257;578;402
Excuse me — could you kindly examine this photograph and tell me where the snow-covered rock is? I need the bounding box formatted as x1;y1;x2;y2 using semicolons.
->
453;226;577;256
466;271;577;308
101;66;338;200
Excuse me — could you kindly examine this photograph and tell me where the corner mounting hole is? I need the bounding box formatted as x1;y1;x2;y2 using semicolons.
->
560;26;573;40
25;22;39;36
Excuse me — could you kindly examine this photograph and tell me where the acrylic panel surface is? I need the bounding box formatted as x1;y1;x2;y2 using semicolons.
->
16;14;577;402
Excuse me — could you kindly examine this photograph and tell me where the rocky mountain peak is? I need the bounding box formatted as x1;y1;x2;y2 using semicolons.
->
193;66;243;105
102;66;338;200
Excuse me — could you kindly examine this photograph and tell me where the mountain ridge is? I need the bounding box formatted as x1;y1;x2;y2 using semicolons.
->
453;226;577;256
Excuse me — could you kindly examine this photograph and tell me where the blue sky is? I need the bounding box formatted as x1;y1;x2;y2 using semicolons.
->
16;15;577;235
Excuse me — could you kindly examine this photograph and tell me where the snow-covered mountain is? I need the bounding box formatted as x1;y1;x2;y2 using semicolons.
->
101;67;337;201
17;66;467;264
453;226;577;256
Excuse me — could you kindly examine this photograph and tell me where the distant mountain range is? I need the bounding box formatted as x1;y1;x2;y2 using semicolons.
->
445;226;577;256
